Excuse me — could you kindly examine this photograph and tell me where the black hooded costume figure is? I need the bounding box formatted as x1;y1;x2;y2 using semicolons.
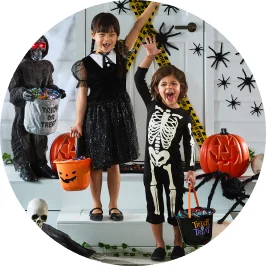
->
8;35;66;182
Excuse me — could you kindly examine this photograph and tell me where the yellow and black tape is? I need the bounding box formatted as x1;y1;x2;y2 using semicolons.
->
129;0;207;147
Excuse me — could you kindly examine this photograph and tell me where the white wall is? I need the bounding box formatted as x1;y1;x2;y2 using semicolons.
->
1;3;265;164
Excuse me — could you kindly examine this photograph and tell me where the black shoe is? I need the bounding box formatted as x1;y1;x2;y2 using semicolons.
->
32;164;58;179
19;164;39;182
89;208;103;221
151;247;166;261
171;246;185;260
109;208;124;221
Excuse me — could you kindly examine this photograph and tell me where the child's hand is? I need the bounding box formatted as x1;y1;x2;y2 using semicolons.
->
70;124;82;138
186;170;196;187
143;36;163;57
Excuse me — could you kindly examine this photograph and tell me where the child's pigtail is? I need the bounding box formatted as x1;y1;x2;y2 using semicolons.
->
90;39;95;54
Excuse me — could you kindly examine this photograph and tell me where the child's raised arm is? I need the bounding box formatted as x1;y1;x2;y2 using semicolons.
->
125;2;160;51
139;36;162;68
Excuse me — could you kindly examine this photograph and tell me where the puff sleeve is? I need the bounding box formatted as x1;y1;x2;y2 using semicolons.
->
71;60;88;88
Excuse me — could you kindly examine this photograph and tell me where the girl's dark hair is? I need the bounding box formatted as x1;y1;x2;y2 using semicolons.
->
90;12;128;77
150;65;188;103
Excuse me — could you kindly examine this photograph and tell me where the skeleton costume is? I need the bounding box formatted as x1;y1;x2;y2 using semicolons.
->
8;36;65;181
71;40;139;169
134;67;196;225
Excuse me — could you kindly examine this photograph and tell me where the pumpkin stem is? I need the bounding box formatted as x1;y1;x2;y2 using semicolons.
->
220;128;229;134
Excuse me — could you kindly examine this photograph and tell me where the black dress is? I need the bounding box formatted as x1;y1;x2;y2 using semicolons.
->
71;49;140;169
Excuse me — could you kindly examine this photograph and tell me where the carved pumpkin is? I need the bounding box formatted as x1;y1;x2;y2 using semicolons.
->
50;133;76;171
200;128;250;177
54;158;92;191
251;153;264;174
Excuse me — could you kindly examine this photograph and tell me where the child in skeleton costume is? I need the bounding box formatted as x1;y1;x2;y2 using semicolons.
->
8;36;66;182
134;36;196;261
70;3;160;222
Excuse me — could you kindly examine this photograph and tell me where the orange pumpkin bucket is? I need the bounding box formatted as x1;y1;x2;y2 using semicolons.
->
54;157;92;191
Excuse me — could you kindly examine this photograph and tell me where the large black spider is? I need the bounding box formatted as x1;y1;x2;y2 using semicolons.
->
250;102;263;117
162;4;179;15
226;94;241;110
184;171;259;224
235;52;245;64
217;74;231;90
147;23;181;56
111;0;130;14
207;43;230;69
190;43;204;56
237;68;256;92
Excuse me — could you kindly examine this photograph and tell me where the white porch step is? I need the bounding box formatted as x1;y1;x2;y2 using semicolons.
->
57;210;232;247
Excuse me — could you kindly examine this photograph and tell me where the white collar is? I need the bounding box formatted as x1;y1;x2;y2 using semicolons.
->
90;50;116;68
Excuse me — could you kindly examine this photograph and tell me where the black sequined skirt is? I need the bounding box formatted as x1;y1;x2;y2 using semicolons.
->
80;91;140;169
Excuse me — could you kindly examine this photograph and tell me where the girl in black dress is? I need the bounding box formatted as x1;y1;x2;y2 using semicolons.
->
70;3;160;221
134;36;196;261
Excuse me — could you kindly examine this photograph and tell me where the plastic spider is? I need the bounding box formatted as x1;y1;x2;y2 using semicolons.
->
217;74;231;90
190;43;204;56
235;52;244;64
237;68;256;92
207;43;230;69
226;94;241;110
147;23;181;56
162;4;179;15
250;102;263;117
111;0;130;14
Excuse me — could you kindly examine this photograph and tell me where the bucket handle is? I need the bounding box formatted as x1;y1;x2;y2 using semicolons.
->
55;134;71;160
187;183;200;218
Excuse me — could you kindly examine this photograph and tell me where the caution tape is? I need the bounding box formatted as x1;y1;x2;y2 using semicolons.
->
129;0;207;147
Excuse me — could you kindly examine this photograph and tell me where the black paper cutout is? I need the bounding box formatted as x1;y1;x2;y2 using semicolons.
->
217;75;231;90
190;43;204;56
237;68;256;93
226;94;241;110
162;4;179;15
207;43;230;69
111;0;130;14
235;52;244;64
250;102;263;117
148;22;181;56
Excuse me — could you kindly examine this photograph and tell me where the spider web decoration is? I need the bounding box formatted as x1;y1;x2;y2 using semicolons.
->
162;4;179;15
207;43;230;69
111;0;130;14
190;43;204;56
250;102;263;117
235;52;245;64
226;94;241;110
217;74;231;90
237;68;256;92
147;23;181;56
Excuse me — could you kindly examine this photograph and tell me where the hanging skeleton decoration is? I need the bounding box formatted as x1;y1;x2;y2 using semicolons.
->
147;106;194;217
26;198;99;259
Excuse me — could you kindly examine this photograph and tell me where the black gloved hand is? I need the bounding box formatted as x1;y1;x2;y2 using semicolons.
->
22;89;34;101
58;89;66;99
